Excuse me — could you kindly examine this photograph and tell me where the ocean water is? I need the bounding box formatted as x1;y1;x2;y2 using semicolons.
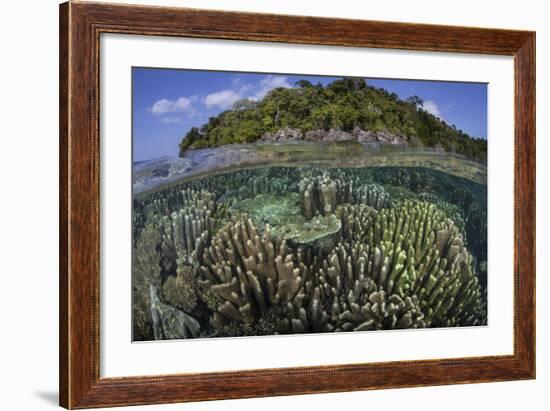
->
132;142;486;194
132;145;487;341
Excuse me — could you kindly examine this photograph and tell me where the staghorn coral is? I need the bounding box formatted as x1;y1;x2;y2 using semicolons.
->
417;192;466;235
367;167;487;271
298;173;391;221
336;204;377;243
365;201;485;326
195;200;483;335
279;200;485;333
280;240;425;333
158;207;211;270
150;188;224;275
142;186;216;216
352;183;391;209
198;216;309;325
299;173;352;219
133;165;487;340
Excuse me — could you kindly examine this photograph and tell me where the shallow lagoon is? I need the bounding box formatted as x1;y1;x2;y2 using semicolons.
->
132;144;487;341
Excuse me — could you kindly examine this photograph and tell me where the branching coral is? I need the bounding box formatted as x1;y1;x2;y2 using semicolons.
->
133;189;220;340
299;173;351;219
298;173;390;220
133;166;487;341
352;183;391;209
158;207;212;270
336;204;377;243
148;188;223;275
418;192;466;236
365;201;485;326
280;200;485;333
280;241;425;333
198;216;309;325
132;222;163;341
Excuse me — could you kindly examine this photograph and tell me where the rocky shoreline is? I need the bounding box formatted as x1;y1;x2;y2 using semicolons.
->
261;127;409;145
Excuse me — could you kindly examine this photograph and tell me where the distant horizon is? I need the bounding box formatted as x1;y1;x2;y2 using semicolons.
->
133;68;487;162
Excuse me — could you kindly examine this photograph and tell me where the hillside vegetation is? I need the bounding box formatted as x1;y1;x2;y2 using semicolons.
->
178;78;487;161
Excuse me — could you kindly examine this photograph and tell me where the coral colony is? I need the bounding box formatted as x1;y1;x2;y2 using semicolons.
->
133;166;487;340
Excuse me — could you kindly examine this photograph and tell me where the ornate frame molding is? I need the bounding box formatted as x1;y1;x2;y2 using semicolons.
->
59;1;535;408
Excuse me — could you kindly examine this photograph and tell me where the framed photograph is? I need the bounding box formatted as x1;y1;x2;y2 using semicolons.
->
59;1;535;409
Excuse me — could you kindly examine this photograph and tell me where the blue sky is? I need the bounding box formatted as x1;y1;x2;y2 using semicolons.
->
133;68;487;161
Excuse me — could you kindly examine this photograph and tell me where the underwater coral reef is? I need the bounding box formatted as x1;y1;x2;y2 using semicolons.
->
132;166;487;341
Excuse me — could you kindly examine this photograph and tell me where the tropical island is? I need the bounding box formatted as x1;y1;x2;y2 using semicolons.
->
178;78;487;162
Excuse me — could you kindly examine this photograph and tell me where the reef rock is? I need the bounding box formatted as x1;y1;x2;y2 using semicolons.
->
262;127;408;145
149;285;201;340
253;127;410;145
261;127;303;141
356;129;407;145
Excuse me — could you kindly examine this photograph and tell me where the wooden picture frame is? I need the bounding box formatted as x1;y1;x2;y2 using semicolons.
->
59;1;535;408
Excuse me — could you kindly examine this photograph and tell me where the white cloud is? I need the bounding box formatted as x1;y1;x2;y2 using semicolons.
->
203;75;293;109
150;96;197;116
250;75;292;100
422;100;445;121
203;89;242;110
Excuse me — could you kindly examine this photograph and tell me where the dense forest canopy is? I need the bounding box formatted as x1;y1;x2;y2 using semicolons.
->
178;78;487;161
